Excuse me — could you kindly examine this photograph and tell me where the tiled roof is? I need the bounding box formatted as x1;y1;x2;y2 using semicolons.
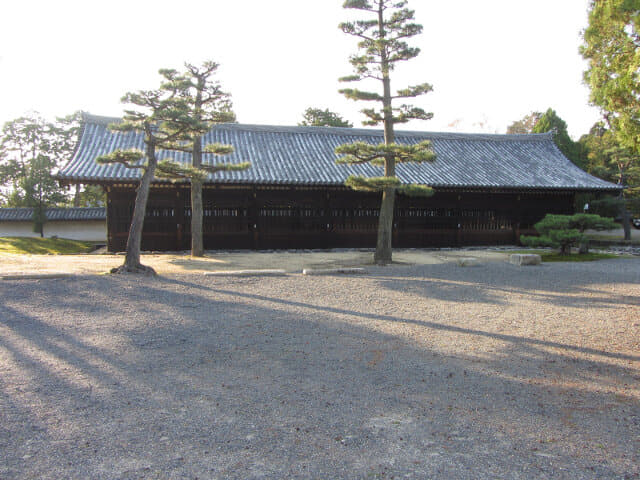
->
57;113;620;192
0;207;106;222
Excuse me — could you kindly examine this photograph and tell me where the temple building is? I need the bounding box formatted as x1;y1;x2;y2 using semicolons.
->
57;114;620;252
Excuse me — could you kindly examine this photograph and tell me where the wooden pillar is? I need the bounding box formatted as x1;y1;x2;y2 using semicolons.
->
106;186;114;252
513;194;521;244
456;193;462;247
175;188;185;251
324;190;332;248
249;188;259;249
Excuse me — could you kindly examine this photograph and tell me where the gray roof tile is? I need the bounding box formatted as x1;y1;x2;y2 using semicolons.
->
57;114;620;191
0;207;106;222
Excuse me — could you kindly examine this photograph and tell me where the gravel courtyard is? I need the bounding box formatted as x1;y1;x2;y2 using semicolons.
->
0;258;638;479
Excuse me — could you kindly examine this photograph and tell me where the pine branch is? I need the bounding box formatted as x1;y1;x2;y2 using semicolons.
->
156;160;208;182
336;141;436;164
95;149;145;169
342;0;376;12
397;183;434;197
394;83;433;99
345;175;401;192
335;142;385;164
159;141;194;153
201;161;250;173
392;106;434;124
203;143;235;155
360;108;384;125
338;75;362;83
339;88;383;101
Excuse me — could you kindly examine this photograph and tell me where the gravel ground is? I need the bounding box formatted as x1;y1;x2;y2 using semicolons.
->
0;259;638;479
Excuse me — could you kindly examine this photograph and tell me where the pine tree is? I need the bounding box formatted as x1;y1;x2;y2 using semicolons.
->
336;0;436;264
160;61;249;257
96;70;206;274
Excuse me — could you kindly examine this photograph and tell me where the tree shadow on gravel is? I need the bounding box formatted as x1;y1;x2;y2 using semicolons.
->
0;273;638;479
371;259;640;309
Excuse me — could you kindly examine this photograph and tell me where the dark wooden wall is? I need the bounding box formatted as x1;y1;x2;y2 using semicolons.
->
106;185;574;252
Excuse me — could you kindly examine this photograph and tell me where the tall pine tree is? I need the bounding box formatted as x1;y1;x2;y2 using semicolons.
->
336;0;436;264
96;70;207;274
160;61;249;257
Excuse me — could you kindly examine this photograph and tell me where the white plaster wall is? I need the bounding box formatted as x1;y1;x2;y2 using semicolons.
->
0;221;107;242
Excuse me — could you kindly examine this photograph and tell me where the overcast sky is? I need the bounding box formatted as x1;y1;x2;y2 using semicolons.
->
0;0;600;139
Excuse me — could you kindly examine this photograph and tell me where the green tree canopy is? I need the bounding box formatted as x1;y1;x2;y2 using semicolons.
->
532;108;585;169
0;113;80;235
521;213;617;254
299;108;353;127
581;0;640;153
506;111;542;134
158;61;249;257
96;70;213;274
336;0;436;264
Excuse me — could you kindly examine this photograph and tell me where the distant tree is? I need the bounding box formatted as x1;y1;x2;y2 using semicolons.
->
160;61;249;257
581;0;640;154
299;108;353;127
73;185;106;207
336;0;436;264
521;213;617;254
578;121;640;238
0;114;73;235
506;111;542;134
53;112;107;208
531;108;585;169
96;70;210;274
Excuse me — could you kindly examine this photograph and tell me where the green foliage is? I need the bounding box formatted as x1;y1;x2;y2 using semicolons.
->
0;114;77;208
156;160;208;182
336;140;435;165
344;175;401;191
73;185;106;207
158;61;248;181
336;0;435;263
520;213;617;254
506;111;542;134
96;149;145;169
202;161;251;174
0;113;81;234
589;196;625;217
569;213;618;232
0;236;95;255
202;143;235;155
582;0;640;153
578;122;640;208
396;183;434;197
532;108;585;169
299;108;353;127
337;0;434;127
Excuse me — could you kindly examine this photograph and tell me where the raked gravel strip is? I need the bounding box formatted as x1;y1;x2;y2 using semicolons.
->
204;269;287;277
0;259;638;479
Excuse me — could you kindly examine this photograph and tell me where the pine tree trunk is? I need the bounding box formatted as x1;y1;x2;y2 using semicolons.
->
191;135;204;257
374;0;396;265
191;178;204;257
374;187;395;264
116;138;157;274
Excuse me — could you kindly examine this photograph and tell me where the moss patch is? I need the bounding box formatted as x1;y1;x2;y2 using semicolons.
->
0;237;95;255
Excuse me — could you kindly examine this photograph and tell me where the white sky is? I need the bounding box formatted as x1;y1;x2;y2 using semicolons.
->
0;0;600;139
